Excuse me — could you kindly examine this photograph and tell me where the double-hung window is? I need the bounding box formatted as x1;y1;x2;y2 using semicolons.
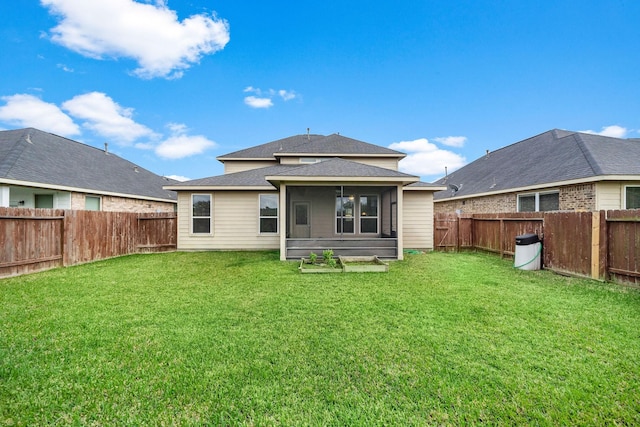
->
518;191;559;212
625;186;640;209
259;194;278;233
359;195;379;233
192;194;212;234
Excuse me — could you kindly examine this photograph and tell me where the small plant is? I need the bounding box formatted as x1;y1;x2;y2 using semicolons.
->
309;252;318;264
323;249;337;268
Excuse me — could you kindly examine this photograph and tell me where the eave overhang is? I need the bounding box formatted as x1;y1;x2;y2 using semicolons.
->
1;178;177;203
434;175;640;202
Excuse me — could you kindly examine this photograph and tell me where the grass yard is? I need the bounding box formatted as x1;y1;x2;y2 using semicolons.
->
1;251;639;425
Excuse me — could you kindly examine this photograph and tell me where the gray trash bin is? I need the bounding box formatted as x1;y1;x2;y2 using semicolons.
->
514;233;541;270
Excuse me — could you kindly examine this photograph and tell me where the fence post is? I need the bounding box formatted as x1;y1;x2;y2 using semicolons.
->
590;210;607;281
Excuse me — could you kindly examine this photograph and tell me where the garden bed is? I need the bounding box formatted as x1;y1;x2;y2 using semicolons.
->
299;256;388;273
298;258;343;273
339;256;389;272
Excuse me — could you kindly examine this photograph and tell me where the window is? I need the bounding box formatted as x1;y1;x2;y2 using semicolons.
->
36;194;54;209
192;194;211;234
259;194;278;233
85;196;100;211
359;195;379;233
518;191;559;212
336;195;355;234
626;186;640;209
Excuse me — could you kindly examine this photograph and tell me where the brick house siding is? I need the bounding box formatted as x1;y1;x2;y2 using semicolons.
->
71;193;175;212
435;183;597;214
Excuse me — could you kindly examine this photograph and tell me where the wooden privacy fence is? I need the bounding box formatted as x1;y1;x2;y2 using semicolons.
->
435;210;640;286
0;207;177;278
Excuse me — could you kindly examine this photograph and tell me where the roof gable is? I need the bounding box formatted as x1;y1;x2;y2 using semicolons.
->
433;129;640;200
0;128;176;201
217;133;405;160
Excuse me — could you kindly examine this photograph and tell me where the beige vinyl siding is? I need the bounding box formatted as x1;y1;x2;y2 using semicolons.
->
402;191;434;250
176;191;279;251
278;157;399;170
223;160;278;174
595;182;624;210
350;157;399;170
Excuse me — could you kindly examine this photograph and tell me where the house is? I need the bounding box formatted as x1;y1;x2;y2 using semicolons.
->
433;129;640;214
164;133;446;260
0;128;177;212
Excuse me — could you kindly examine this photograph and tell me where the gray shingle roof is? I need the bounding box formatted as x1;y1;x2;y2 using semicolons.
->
269;157;417;179
433;129;640;200
166;158;419;189
217;133;405;159
0;128;177;201
171;165;297;189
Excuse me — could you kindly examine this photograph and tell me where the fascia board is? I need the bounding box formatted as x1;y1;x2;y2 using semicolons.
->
404;185;448;191
265;175;418;185
163;185;275;191
274;153;406;159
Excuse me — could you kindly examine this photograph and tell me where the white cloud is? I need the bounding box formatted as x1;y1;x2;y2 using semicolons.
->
389;138;466;178
243;86;297;108
62;92;155;144
244;96;274;109
0;94;80;136
433;136;467;148
155;124;216;159
581;125;628;138
41;0;230;79
278;89;296;101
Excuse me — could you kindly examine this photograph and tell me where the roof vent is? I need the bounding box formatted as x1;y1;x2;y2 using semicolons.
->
307;128;310;141
449;183;462;196
134;167;139;173
104;142;109;154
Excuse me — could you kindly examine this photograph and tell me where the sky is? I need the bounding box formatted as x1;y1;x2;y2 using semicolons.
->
1;0;639;183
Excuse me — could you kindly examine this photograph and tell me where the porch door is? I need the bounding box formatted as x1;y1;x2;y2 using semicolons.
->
292;202;311;238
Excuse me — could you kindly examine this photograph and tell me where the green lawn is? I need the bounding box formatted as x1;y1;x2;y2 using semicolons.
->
1;251;639;425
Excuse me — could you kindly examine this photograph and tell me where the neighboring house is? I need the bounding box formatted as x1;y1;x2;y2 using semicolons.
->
0;128;177;212
164;133;445;260
433;129;640;214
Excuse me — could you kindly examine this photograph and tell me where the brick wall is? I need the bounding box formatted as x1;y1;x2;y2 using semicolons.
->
434;193;516;214
559;183;596;211
71;192;175;212
435;183;597;213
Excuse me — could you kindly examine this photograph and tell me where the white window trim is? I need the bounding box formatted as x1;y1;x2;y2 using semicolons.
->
191;193;212;235
624;185;640;209
258;193;279;235
517;190;559;212
359;194;379;234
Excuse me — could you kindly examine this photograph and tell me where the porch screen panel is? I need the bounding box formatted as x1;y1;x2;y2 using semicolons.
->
336;195;354;234
360;195;378;233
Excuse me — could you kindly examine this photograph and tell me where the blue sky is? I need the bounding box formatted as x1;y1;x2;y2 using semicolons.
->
1;1;639;182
